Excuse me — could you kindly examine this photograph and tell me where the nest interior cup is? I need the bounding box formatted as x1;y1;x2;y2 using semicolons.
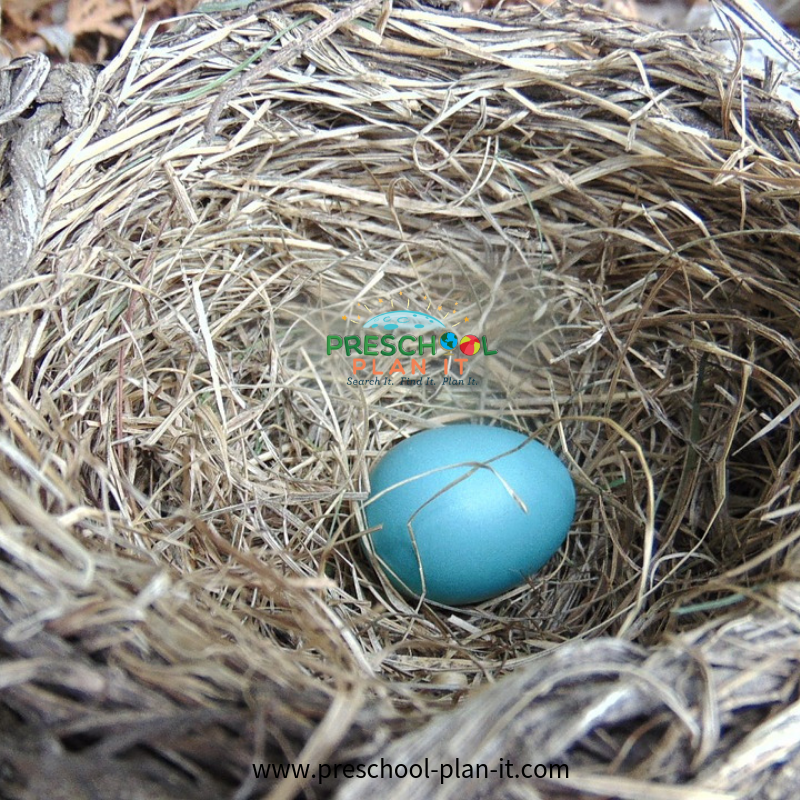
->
3;1;800;798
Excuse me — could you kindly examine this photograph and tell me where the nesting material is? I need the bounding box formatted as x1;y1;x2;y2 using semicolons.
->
2;1;800;797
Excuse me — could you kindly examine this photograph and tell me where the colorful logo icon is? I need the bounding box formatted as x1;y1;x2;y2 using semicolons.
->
440;332;458;350
459;334;481;355
332;292;496;384
363;310;445;332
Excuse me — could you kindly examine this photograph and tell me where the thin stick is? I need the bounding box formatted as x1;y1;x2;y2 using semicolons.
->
205;0;385;136
717;0;800;70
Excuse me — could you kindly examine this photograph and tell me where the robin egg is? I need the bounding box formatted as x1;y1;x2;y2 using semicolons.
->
363;424;575;605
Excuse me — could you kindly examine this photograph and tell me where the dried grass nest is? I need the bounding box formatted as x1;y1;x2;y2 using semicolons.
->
2;1;800;798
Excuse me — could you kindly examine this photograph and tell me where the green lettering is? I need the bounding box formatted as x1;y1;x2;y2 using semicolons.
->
418;335;436;355
363;335;379;356
481;336;497;355
398;335;415;356
344;336;362;356
327;335;343;355
381;334;396;356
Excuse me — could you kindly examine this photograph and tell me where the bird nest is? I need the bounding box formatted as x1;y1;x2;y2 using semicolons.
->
2;1;800;798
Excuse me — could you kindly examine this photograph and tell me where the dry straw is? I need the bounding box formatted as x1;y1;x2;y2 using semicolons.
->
2;0;800;797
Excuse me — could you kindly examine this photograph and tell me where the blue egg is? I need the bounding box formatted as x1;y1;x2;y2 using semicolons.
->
363;424;575;605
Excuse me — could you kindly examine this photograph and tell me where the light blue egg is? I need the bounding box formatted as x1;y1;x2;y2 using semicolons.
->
363;424;575;605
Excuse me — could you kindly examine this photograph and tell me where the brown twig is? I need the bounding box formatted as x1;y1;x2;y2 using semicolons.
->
205;0;385;137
